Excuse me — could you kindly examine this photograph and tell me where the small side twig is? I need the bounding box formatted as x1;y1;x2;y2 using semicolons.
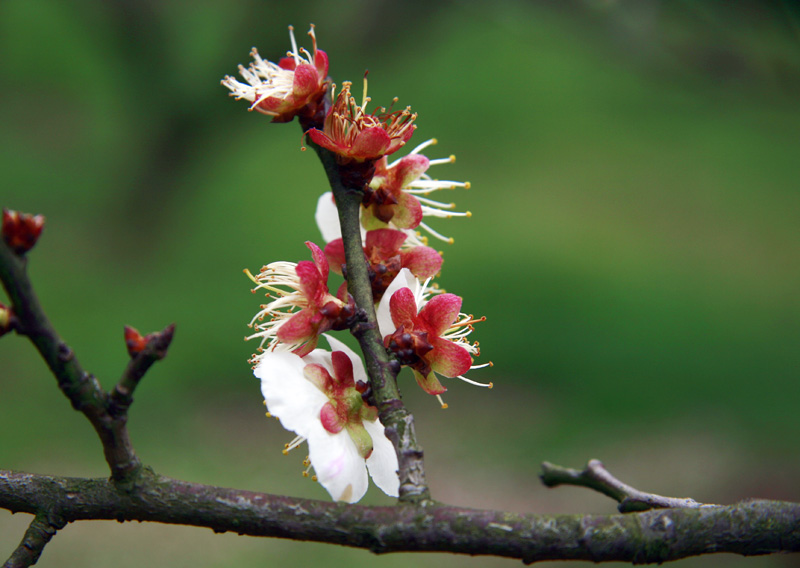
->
0;236;168;484
2;512;64;568
540;459;713;513
109;324;176;414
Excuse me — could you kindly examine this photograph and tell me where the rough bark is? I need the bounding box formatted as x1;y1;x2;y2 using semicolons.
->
2;469;800;564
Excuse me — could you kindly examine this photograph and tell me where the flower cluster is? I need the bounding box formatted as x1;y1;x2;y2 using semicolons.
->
225;24;489;503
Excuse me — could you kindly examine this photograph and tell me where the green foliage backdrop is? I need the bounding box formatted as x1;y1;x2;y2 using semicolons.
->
1;1;799;566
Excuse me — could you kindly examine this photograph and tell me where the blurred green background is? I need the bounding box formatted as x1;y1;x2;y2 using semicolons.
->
2;1;799;566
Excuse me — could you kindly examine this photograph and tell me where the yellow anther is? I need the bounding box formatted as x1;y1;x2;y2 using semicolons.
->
466;211;473;217
464;182;472;189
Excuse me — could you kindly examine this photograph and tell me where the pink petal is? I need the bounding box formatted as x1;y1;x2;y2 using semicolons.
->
365;229;406;258
330;351;354;387
390;192;423;229
389;287;419;329
278;57;297;71
428;337;472;377
385;127;415;155
314;49;329;78
302;363;330;391
277;309;316;344
401;246;442;279
295;261;324;302
320;402;344;433
389;154;429;188
323;239;346;275
372;156;389;178
350;127;391;160
412;369;446;396
418;293;462;336
256;96;287;113
292;63;320;98
308;129;340;154
335;281;349;303
305;241;329;283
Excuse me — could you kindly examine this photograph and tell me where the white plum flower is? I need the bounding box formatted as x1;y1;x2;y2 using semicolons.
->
255;335;399;503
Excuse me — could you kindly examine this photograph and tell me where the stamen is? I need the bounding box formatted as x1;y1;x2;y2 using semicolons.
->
287;25;300;64
455;375;493;388
410;138;438;154
427;155;456;166
436;394;449;409
419;222;454;244
243;268;260;286
282;435;305;455
453;315;486;328
361;71;369;111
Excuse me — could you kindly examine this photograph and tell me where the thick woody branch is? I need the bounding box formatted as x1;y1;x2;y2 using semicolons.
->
541;460;709;513
2;469;799;564
307;143;430;503
2;512;63;568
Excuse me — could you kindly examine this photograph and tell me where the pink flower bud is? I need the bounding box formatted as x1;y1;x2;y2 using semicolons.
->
2;209;45;254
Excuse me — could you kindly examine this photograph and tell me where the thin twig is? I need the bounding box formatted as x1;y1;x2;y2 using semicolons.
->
541;459;712;513
0;238;167;483
2;512;63;568
2;469;799;564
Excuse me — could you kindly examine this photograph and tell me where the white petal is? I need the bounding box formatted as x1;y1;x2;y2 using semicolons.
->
376;268;419;337
322;334;368;386
363;419;400;497
301;347;333;370
254;351;328;438
307;427;369;503
315;192;342;243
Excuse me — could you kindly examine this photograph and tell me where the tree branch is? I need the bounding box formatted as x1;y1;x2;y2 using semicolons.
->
2;469;799;564
306;143;430;504
541;460;710;513
2;512;63;568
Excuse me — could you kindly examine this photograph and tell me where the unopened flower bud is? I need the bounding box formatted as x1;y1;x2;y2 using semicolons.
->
2;209;45;254
124;325;148;357
0;302;15;337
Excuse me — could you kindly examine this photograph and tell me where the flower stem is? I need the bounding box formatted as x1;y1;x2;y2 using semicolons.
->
308;144;431;503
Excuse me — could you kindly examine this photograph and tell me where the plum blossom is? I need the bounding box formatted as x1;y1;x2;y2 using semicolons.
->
255;335;399;503
324;228;443;302
313;139;470;245
361;139;471;244
307;80;416;163
377;270;490;401
246;241;354;359
221;25;329;123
